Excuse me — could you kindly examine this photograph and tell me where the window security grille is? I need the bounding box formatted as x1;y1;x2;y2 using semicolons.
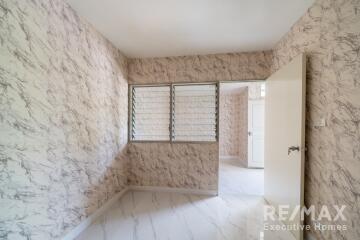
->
172;84;217;141
130;86;170;141
130;83;218;142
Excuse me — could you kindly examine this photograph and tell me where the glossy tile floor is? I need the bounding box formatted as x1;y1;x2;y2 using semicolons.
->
76;160;294;240
219;158;264;196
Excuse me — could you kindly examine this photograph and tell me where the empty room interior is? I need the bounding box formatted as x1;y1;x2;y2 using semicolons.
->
0;0;359;240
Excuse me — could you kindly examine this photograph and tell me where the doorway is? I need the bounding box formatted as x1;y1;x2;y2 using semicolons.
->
218;81;265;196
216;55;305;240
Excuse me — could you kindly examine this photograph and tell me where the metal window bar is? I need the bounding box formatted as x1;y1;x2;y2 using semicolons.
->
172;83;218;142
129;82;219;143
131;85;171;141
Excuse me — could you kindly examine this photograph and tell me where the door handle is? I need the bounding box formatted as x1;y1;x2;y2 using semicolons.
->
248;131;252;136
288;146;300;155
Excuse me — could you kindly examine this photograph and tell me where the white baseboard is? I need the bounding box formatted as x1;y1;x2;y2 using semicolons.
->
220;156;248;167
129;185;218;196
62;187;129;240
220;155;240;161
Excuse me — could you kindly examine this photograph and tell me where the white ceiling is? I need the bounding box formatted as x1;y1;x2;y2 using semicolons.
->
67;0;314;58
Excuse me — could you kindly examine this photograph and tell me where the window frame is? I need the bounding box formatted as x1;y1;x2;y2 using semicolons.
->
129;82;219;143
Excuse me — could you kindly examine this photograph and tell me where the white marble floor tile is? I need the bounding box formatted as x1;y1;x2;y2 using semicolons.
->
219;159;264;196
76;161;293;240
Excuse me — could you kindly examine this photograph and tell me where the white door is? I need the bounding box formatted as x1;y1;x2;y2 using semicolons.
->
248;99;264;168
264;54;306;240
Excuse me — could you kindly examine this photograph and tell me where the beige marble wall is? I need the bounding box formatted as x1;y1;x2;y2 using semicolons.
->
127;52;271;191
0;0;128;239
128;51;272;84
219;82;264;166
219;87;248;164
237;90;248;165
271;0;360;239
127;143;219;190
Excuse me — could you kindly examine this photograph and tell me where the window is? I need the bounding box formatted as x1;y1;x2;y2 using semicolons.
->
172;84;217;141
130;86;170;141
130;83;218;142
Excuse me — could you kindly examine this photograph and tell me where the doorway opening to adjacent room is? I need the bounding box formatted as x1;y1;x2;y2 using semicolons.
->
217;55;306;239
219;81;265;196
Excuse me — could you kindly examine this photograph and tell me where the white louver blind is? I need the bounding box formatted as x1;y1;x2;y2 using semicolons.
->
131;86;170;141
172;84;218;142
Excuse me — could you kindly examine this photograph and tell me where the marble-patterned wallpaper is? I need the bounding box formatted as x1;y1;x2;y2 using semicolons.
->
219;82;264;166
127;52;271;191
237;90;248;165
0;0;128;239
271;0;360;239
127;143;219;190
128;51;272;84
219;87;248;163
